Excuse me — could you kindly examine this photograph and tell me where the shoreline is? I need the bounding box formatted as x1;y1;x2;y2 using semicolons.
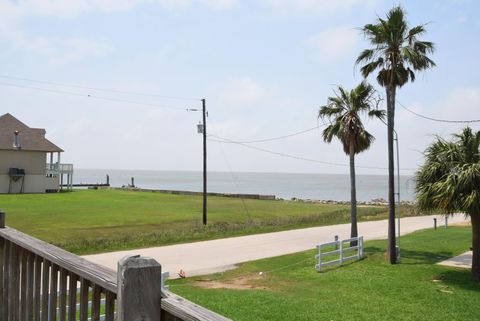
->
95;186;414;206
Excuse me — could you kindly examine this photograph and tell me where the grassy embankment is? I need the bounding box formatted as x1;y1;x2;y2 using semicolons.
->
170;227;479;321
0;189;419;254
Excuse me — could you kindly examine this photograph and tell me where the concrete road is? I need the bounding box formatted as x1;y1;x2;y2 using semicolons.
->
83;214;468;278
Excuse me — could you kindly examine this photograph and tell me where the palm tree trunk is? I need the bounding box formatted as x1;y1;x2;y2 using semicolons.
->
471;214;480;281
386;85;397;264
349;144;358;247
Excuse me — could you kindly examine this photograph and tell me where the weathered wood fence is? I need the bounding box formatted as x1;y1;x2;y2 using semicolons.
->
0;211;231;321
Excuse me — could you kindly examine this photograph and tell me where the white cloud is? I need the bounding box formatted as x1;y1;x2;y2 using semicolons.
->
0;2;22;34
306;26;358;62
403;87;480;125
4;30;111;64
215;77;275;107
200;0;238;10
0;0;140;19
65;117;97;135
389;86;480;171
1;0;236;19
262;0;376;13
0;1;116;64
0;0;238;64
438;87;480;121
207;76;312;143
52;38;112;64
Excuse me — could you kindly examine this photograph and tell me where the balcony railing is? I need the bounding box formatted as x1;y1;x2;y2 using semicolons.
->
46;163;73;175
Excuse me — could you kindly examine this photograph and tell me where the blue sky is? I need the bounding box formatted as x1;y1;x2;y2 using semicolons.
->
0;0;478;175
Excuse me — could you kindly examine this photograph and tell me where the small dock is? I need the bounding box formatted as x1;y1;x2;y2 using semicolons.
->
61;183;110;188
62;174;110;188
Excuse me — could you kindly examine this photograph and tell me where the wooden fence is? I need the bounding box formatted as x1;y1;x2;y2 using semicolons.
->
0;211;231;321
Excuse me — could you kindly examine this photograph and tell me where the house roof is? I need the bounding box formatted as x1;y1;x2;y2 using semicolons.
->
0;113;63;152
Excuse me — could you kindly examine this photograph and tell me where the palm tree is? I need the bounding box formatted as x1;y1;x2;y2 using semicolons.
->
415;127;480;281
356;6;436;263
319;82;385;244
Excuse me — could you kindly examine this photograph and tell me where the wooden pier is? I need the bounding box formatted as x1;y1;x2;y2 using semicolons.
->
61;183;110;188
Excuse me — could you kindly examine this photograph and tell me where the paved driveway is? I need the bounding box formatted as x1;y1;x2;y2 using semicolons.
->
83;214;468;278
438;251;472;269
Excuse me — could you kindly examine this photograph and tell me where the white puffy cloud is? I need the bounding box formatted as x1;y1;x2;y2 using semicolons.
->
305;26;358;62
387;86;480;171
52;38;112;64
0;0;238;64
214;76;275;107
199;0;238;10
400;87;480;127
437;87;480;121
1;0;236;19
3;30;111;64
0;0;140;19
261;0;376;13
207;76;284;140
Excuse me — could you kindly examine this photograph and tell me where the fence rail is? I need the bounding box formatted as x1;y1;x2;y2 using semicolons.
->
46;163;74;174
0;211;231;321
315;236;364;271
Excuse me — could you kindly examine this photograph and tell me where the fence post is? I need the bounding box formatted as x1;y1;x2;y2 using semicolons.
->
161;272;170;290
334;235;339;250
339;240;343;265
358;236;363;259
117;255;162;321
0;211;4;228
433;218;437;230
317;245;322;271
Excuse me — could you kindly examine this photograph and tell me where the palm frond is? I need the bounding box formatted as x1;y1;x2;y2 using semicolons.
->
356;5;435;88
318;83;384;155
368;109;386;120
359;59;384;78
318;105;344;119
407;25;426;40
415;127;480;216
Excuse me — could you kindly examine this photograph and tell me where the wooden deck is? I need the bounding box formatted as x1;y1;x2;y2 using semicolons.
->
0;211;231;321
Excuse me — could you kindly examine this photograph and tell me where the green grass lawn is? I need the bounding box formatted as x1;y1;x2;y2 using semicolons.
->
0;189;418;254
169;227;478;321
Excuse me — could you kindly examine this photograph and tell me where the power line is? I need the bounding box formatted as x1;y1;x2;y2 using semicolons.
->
209;134;415;171
0;82;190;111
0;74;201;102
208;118;252;218
212;125;322;144
398;101;480;123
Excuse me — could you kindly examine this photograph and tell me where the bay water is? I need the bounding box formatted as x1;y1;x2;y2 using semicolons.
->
73;169;416;202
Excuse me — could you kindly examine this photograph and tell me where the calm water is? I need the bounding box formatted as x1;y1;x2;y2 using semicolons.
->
73;169;416;202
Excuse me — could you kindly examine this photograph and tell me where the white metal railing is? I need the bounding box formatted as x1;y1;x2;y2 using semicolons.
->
315;236;364;271
161;271;170;290
46;163;73;174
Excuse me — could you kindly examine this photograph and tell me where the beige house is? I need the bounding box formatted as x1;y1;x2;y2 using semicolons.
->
0;113;73;193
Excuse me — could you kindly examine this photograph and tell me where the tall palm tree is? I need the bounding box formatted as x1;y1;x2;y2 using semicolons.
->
319;82;384;243
356;6;436;263
415;127;480;281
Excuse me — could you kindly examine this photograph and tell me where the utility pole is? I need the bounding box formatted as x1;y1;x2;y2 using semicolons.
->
202;98;207;225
